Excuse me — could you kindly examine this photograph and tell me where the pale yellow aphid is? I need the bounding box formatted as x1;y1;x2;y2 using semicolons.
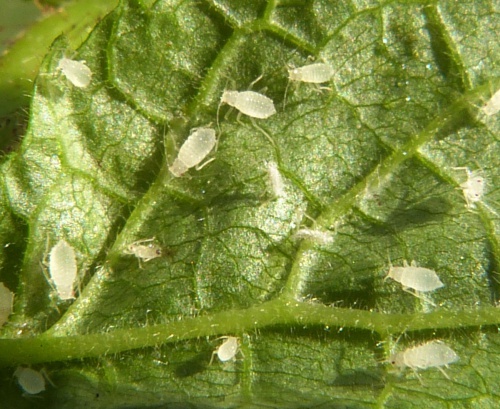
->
169;127;217;177
293;228;334;245
48;239;78;301
288;62;334;84
124;238;162;268
266;161;286;198
385;260;443;293
0;282;14;326
453;167;486;209
209;336;242;364
220;90;276;119
389;340;458;379
14;367;47;395
57;57;92;88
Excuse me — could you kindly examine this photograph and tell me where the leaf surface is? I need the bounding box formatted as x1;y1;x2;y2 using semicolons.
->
0;0;499;408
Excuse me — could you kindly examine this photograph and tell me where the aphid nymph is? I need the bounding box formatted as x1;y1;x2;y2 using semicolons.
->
0;282;14;327
389;340;458;380
209;336;242;365
57;57;92;88
48;239;78;301
481;88;500;116
294;228;334;245
124;238;162;268
169;127;217;177
453;167;485;209
14;367;47;395
287;62;334;84
385;259;443;303
220;90;276;119
266;161;286;198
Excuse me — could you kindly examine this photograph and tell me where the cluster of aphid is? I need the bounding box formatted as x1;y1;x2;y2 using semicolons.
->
10;56;495;392
165;62;335;179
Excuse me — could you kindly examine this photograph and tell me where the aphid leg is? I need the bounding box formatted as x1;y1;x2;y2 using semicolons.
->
436;366;451;380
250;118;276;148
40;368;56;388
314;83;333;93
195;157;216;171
412;369;425;386
402;287;437;307
208;350;217;366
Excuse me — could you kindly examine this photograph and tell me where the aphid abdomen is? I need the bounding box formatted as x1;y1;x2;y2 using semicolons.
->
169;127;216;177
403;341;458;370
14;367;46;395
399;268;444;292
288;63;334;83
49;239;78;300
234;91;276;119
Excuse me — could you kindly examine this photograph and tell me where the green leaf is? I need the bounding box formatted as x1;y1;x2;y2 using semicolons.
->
0;0;499;407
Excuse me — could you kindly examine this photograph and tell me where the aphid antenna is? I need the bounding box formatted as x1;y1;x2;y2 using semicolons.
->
384;252;395;282
283;77;293;110
248;73;265;90
216;79;230;134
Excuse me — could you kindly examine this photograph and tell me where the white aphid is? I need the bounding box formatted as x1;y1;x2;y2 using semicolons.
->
221;90;276;119
454;167;485;209
169;127;217;177
48;239;78;300
288;62;334;84
294;228;334;245
210;336;241;364
385;260;443;295
266;161;285;197
481;88;500;116
389;340;458;378
14;367;46;395
57;57;92;88
0;282;14;326
124;238;162;266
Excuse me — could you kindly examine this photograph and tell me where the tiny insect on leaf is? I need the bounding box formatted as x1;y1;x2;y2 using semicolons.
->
57;58;92;88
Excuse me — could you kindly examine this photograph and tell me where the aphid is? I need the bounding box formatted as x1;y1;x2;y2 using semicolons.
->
288;62;334;84
48;239;78;300
294;228;334;245
389;340;458;379
209;336;241;365
123;238;162;267
220;90;276;119
0;282;14;327
481;88;500;116
169;127;217;177
454;167;485;209
57;57;92;88
266;161;285;198
385;260;443;303
14;367;46;395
